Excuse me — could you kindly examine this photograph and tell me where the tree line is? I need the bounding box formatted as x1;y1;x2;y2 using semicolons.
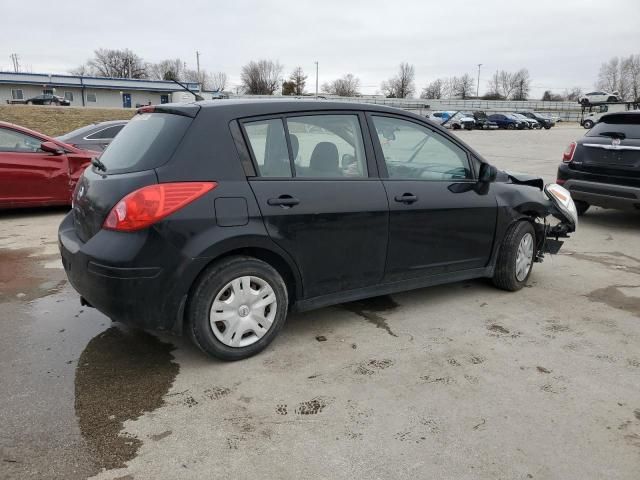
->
70;48;640;102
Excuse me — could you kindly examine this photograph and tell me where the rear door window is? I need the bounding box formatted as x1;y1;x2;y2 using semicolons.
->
286;115;367;178
99;113;191;174
244;118;292;177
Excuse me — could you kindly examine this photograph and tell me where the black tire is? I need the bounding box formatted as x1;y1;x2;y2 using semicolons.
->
580;99;589;106
583;119;594;129
608;96;617;102
575;200;590;216
187;255;289;361
507;123;515;130
492;221;536;292
544;125;551;130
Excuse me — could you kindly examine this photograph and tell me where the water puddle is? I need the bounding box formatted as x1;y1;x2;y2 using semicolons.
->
75;326;179;470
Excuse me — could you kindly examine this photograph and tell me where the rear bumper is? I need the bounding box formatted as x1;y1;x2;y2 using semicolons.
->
58;212;206;333
562;178;640;210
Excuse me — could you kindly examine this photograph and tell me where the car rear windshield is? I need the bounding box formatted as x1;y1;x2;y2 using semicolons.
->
587;115;640;139
99;112;192;174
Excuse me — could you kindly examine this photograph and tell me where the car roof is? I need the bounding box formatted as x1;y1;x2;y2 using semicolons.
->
0;120;51;139
155;99;424;119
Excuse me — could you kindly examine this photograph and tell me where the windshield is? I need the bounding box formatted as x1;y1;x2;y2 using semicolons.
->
98;113;192;174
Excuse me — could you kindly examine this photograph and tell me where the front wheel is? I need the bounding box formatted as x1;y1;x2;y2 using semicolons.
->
187;256;289;361
583;119;594;129
608;96;618;102
507;123;515;130
493;221;536;291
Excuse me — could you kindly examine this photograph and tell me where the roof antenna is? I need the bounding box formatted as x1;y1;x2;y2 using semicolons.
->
171;79;204;101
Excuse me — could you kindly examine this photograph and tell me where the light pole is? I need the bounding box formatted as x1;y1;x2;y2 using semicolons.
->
476;63;482;98
315;61;318;99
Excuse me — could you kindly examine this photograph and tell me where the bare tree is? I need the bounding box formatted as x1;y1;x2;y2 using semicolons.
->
241;60;283;95
563;87;583;102
485;70;503;99
542;90;564;101
597;57;621;95
209;72;227;92
69;64;90;76
322;73;361;97
147;58;184;81
288;67;307;95
623;54;640;101
453;74;475;99
420;79;444;99
86;48;148;79
381;62;416;98
511;69;531;100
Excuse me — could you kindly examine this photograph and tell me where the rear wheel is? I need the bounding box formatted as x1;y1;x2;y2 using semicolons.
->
575;200;590;216
507;123;515;130
583;119;594;129
493;221;535;291
187;256;288;361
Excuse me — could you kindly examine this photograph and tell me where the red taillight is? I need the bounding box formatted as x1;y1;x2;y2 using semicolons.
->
562;142;576;163
103;182;216;231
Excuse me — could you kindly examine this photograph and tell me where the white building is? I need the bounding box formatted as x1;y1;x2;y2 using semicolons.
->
0;72;201;108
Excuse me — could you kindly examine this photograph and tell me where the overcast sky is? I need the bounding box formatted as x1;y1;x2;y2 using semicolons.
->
2;0;639;97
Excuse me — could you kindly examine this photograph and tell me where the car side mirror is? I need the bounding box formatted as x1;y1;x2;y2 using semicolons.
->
41;141;64;155
479;163;497;183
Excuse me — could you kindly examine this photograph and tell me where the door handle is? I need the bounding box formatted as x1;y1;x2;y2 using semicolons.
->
394;193;418;204
267;195;300;207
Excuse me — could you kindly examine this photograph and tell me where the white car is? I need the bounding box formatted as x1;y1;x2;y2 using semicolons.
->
578;91;621;105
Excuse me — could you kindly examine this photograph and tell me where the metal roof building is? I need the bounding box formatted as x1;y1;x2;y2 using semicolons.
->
0;72;201;108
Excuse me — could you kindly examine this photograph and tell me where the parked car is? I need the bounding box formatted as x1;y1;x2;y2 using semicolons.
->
427;111;453;125
25;94;70;106
487;113;526;130
0;122;96;209
520;111;555;129
578;91;621;105
557;111;640;215
472;111;499;130
512;113;540;129
453;112;476;130
59;100;577;360
56;120;128;152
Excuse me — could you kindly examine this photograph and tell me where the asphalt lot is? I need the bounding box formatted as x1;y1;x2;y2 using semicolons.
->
2;124;640;480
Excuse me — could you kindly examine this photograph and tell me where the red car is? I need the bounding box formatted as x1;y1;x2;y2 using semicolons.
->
0;121;97;209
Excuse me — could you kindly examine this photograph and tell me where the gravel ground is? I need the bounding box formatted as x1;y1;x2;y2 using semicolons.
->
1;124;640;480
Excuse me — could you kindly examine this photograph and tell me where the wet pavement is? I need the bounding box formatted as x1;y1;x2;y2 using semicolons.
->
1;127;640;479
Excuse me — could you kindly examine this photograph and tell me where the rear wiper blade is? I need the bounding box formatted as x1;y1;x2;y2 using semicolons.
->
598;131;626;140
91;157;107;172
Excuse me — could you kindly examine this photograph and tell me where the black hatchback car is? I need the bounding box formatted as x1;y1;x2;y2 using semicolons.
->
557;111;640;215
59;100;577;360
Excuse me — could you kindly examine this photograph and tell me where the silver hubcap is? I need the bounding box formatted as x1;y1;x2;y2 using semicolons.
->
515;233;534;282
210;276;277;348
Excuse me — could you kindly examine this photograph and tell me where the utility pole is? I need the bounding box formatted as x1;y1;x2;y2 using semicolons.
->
315;61;318;99
476;63;482;98
10;53;20;73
